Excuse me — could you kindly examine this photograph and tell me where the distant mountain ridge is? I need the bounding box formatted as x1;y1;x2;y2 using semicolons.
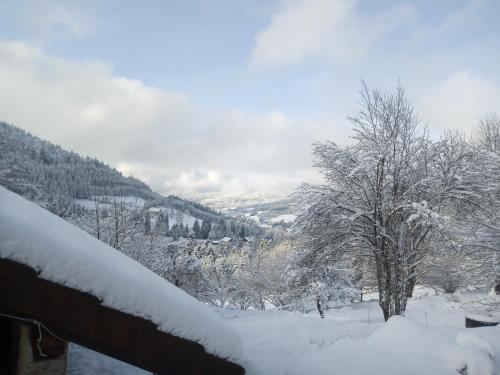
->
182;190;287;210
182;190;296;228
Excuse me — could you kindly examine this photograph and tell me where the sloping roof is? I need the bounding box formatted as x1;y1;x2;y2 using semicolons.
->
211;237;233;245
0;187;245;374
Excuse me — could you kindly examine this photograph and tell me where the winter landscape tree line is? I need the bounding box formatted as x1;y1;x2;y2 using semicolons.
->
1;82;499;320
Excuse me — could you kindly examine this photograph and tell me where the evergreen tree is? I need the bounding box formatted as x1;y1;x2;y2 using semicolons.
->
214;218;227;239
155;211;169;236
230;221;237;236
239;226;246;239
171;223;180;241
193;219;201;239
201;219;212;240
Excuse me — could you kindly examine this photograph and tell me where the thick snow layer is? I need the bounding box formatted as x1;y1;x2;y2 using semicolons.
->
465;313;500;323
286;316;500;375
224;309;378;375
66;290;500;374
0;187;243;364
224;290;500;375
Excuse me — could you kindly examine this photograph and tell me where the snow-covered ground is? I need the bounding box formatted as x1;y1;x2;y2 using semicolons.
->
155;206;198;228
68;290;500;375
75;196;146;209
287;315;500;375
4;186;500;374
67;345;150;375
269;214;297;224
223;290;500;374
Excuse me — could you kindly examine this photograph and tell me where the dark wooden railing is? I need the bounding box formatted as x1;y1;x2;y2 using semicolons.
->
0;259;244;375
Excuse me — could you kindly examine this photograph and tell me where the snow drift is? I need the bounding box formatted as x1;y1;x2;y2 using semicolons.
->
286;315;500;375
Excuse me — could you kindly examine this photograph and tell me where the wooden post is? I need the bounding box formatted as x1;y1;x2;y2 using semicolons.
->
16;324;67;375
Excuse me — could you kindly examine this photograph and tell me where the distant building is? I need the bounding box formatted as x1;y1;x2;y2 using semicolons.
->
210;236;233;245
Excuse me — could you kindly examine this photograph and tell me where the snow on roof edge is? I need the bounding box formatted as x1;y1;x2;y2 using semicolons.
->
0;186;243;365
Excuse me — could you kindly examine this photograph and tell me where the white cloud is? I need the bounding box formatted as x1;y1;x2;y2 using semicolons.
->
418;71;500;133
0;41;192;160
249;0;416;67
0;41;350;196
270;111;288;127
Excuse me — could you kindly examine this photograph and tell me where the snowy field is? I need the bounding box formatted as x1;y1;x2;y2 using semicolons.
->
75;196;146;209
269;214;297;224
68;289;500;375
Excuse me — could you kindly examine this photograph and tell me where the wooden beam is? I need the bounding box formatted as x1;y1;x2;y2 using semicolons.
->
0;259;244;375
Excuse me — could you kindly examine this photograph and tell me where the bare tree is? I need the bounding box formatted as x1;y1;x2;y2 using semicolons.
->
107;197;141;250
421;236;493;294
478;113;500;153
474;114;500;293
242;240;295;308
296;82;486;320
92;194;110;240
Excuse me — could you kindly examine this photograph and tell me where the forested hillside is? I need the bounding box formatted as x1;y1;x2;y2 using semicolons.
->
0;122;277;310
0;122;158;201
0;122;262;238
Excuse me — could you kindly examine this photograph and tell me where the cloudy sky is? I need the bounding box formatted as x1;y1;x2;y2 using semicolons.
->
0;0;499;197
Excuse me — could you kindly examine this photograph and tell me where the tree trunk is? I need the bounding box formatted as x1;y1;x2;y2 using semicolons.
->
376;258;390;321
316;297;325;319
377;255;412;321
379;293;392;322
405;276;416;298
380;290;409;321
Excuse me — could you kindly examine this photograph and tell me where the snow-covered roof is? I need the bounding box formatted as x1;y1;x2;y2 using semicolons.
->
465;313;500;324
0;187;243;365
210;237;233;245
